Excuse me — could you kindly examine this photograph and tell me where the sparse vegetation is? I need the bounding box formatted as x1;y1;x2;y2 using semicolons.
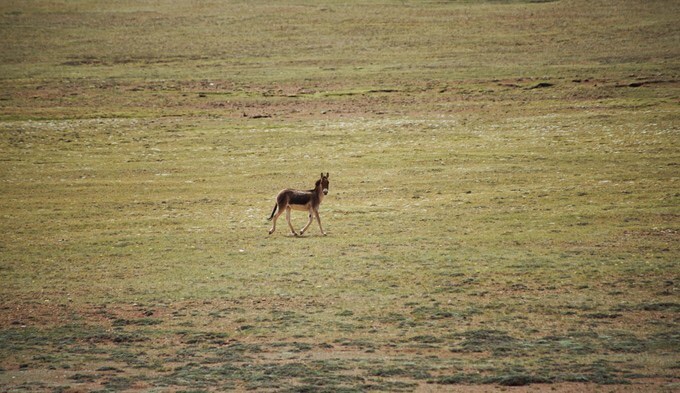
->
1;0;678;391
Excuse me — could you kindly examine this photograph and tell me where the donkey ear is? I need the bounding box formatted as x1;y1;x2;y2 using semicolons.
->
320;172;324;178
326;172;329;178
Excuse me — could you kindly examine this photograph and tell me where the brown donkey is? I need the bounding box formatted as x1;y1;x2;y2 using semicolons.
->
268;173;329;236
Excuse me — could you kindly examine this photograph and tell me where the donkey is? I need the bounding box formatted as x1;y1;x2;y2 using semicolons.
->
268;173;330;236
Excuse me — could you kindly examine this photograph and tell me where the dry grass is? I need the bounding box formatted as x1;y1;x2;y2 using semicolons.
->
1;0;678;391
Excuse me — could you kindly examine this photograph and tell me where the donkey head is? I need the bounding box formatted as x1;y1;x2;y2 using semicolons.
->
320;172;329;195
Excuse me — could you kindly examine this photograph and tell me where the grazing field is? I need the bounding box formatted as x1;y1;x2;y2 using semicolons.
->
1;0;678;392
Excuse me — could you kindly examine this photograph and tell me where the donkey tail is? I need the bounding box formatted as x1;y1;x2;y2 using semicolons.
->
267;204;278;221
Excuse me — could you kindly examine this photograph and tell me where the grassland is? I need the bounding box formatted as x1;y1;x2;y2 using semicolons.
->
1;0;679;391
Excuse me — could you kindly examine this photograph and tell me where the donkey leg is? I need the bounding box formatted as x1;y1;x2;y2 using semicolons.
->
299;208;314;235
269;204;282;235
314;208;326;236
285;206;298;236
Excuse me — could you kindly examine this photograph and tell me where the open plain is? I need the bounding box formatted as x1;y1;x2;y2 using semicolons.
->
1;0;678;391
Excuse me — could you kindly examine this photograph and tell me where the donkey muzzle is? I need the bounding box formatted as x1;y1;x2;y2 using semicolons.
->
323;188;328;195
